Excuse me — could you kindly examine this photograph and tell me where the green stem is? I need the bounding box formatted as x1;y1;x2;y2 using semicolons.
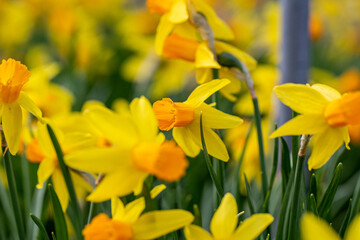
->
87;202;96;224
47;125;83;239
252;97;268;198
287;154;305;239
292;111;299;166
217;52;268;198
287;134;310;239
3;150;26;240
200;112;224;199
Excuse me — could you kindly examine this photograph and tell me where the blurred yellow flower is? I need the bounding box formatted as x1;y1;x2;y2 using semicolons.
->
148;0;234;55
161;32;256;101
29;122;95;210
184;193;273;240
0;58;43;155
153;79;243;161
301;213;360;240
65;96;188;202
83;193;194;240
270;83;360;170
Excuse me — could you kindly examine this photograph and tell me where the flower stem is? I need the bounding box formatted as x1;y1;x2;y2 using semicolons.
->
217;52;268;199
287;134;311;239
3;149;26;240
47;125;83;240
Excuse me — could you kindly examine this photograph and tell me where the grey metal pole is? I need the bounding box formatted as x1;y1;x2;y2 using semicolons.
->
279;0;309;126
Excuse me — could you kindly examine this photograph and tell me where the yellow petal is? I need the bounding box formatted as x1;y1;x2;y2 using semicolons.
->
2;102;22;155
87;168;148;202
195;43;221;69
184;225;213;240
274;84;328;114
186;79;230;108
188;120;229;161
18;92;43;122
210;193;238;239
130;96;159;141
197;103;243;129
124;184;166;224
65;147;130;173
62;132;96;152
311;84;341;101
344;214;360;240
85;104;138;148
308;127;345;170
52;169;69;211
36;122;56;158
203;127;229;161
191;0;234;40
155;14;174;54
196;68;212;85
133;210;194;239
215;41;257;70
300;213;340;240
269;114;328;138
173;127;201;158
169;0;188;23
233;213;274;240
36;158;56;189
111;197;125;221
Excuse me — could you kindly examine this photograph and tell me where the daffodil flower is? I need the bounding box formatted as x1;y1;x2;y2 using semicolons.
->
83;187;194;240
28;122;95;210
270;83;360;170
153;79;243;161
65;96;188;202
147;0;234;55
184;193;273;240
161;33;257;101
0;58;43;155
301;212;360;240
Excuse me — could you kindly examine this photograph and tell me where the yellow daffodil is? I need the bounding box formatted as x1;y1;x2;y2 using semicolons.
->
28;123;95;210
270;83;360;170
153;79;243;161
184;193;273;240
147;0;234;55
0;58;43;155
301;213;360;240
83;189;194;240
65;96;188;202
161;32;257;101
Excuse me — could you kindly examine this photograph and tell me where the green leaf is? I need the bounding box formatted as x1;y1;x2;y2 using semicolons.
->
291;111;299;166
193;204;202;227
280;137;291;195
47;124;83;239
339;198;352;238
30;214;50;240
309;173;317;201
28;184;47;240
318;163;343;218
200;111;224;198
2;149;25;240
262;124;279;212
244;174;255;214
349;175;360;223
48;184;68;240
306;194;318;216
276;170;295;240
